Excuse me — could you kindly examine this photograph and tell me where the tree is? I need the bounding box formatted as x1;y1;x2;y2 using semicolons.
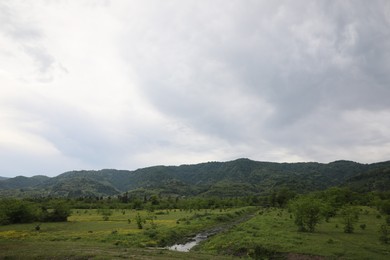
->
378;200;390;215
136;213;143;229
276;188;296;207
341;206;359;233
0;200;39;225
98;208;112;221
289;196;324;232
43;201;71;222
379;224;389;244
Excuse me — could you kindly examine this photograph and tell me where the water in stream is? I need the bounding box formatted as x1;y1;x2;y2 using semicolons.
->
168;232;209;252
168;213;255;252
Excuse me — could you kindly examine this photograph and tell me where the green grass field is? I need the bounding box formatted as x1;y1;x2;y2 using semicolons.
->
0;206;389;259
0;207;250;259
199;206;390;259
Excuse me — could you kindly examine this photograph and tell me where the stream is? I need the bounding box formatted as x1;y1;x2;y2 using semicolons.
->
168;212;255;252
168;227;222;252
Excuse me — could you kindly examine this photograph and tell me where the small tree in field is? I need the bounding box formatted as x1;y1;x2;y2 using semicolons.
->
289;196;324;232
98;208;112;221
379;224;389;244
136;213;143;229
341;206;359;233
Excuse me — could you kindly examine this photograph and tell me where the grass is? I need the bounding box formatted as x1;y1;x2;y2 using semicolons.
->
0;207;252;259
0;240;235;259
199;206;390;259
1;206;389;259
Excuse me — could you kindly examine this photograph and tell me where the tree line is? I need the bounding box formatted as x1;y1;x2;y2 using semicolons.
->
0;199;71;225
2;186;390;243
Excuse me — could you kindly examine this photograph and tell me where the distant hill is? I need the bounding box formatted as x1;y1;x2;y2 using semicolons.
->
344;163;390;193
1;158;389;198
0;176;8;181
0;175;49;190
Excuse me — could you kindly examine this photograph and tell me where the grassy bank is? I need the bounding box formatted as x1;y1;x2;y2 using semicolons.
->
199;206;390;259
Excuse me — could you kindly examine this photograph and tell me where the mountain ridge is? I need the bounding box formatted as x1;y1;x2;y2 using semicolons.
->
1;158;389;198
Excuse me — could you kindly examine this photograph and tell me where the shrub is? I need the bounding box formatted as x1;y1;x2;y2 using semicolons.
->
289;196;325;232
341;207;359;233
0;200;40;225
136;213;143;229
379;224;389;244
42;202;71;222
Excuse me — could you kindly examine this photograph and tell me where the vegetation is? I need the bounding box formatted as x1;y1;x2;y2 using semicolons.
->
199;206;390;259
289;196;324;232
1;158;390;258
1;159;390;198
0;199;71;225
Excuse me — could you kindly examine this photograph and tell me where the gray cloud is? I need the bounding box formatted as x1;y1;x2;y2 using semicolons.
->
1;1;390;176
124;0;390;138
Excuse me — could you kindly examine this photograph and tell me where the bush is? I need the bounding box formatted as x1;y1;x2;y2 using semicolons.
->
0;200;40;225
249;245;279;259
341;207;359;233
42;201;71;222
379;224;389;244
289;196;325;232
136;213;143;229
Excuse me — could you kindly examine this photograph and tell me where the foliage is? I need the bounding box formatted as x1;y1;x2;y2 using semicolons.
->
378;199;390;215
200;206;390;259
340;206;359;233
0;199;40;225
135;213;143;229
289;196;325;232
42;201;71;222
98;208;113;221
379;224;389;244
0;199;70;225
3;159;390;198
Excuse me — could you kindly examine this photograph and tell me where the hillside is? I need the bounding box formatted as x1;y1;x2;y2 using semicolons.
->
345;165;390;192
0;175;49;190
1;158;389;198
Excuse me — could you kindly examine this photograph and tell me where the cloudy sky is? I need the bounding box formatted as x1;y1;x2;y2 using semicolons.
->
1;0;390;177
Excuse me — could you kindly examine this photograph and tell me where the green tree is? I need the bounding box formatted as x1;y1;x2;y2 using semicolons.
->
275;188;296;207
378;200;390;215
289;196;324;232
341;206;359;233
100;208;113;221
136;213;143;229
43;201;71;222
0;199;39;225
379;224;389;244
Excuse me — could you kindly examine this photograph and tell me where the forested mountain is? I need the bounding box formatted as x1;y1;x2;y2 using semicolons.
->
344;166;390;192
0;175;49;190
1;158;389;198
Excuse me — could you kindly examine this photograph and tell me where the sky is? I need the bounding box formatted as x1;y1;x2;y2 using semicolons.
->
1;0;390;177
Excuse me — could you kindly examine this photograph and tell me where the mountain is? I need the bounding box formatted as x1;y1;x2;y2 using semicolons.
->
0;176;8;181
344;163;390;192
0;175;49;190
1;159;389;198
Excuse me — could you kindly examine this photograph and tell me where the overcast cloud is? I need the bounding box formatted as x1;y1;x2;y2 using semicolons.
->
1;0;390;177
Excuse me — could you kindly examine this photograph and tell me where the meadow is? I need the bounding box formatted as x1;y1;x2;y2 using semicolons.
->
0;205;389;259
0;207;252;259
199;206;390;259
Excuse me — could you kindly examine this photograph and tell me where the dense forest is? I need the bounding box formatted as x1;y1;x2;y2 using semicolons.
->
1;158;390;198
